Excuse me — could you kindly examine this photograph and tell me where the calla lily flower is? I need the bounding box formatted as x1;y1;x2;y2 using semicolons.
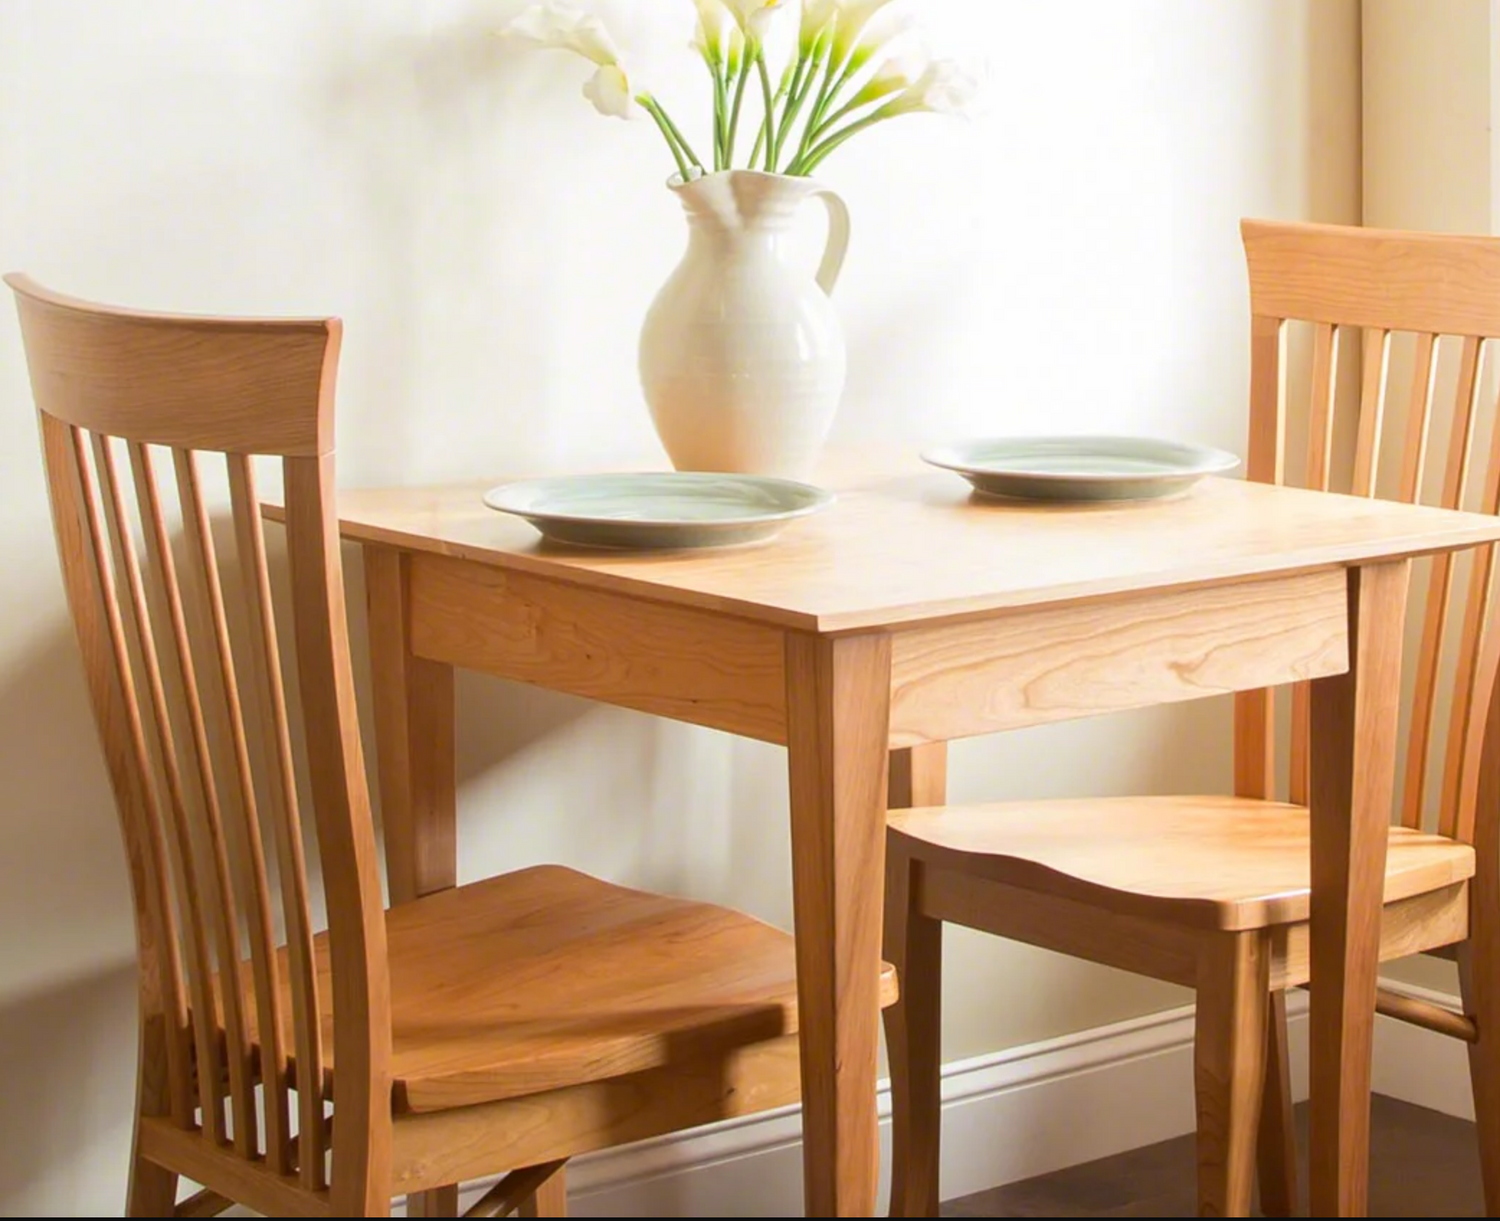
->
503;0;975;178
504;0;709;175
721;0;788;47
883;58;981;117
844;10;915;73
849;47;926;107
505;1;622;67
582;64;637;119
505;1;644;121
690;0;728;65
799;0;839;52
829;0;902;60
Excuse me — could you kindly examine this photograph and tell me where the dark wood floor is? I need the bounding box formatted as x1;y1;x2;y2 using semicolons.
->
940;1094;1484;1217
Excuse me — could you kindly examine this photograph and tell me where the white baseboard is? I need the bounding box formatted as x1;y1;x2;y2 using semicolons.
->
565;1003;1211;1217
432;978;1471;1218
452;992;1299;1217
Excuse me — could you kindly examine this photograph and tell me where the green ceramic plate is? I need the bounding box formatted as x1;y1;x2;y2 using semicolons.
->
482;471;835;550
921;435;1242;502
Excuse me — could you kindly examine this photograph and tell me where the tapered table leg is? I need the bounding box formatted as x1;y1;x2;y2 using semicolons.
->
785;632;894;1216
364;546;456;904
1307;561;1409;1216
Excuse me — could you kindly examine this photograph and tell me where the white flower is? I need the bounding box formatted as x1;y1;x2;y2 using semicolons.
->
505;1;643;121
852;46;926;106
505;1;621;67
845;9;915;71
799;0;839;51
830;0;901;59
884;58;981;117
582;64;637;118
721;0;788;46
690;0;728;64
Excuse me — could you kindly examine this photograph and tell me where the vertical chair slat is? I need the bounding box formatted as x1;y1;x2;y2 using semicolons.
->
1304;322;1340;492
172;448;288;1168
1457;582;1500;844
1397;333;1440;504
1351;328;1393;498
227;454;327;1187
1444;538;1500;841
1289;322;1342;805
53;419;198;1131
128;440;247;1146
1288;685;1311;807
1233;314;1286;801
284;452;392;1215
1389;332;1438;826
1441;369;1500;840
1401;335;1486;829
88;432;200;1128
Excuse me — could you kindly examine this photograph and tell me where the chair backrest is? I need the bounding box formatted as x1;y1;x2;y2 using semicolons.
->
7;274;389;1204
1236;220;1500;848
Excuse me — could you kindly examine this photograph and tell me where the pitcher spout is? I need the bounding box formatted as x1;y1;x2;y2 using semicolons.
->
669;168;823;235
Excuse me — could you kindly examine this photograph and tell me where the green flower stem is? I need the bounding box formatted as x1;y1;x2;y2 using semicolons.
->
643;101;691;180
748;125;766;172
752;54;801;172
713;63;728;170
787;108;890;177
723;58;752;168
639;95;700;180
755;52;777;170
805;77;901;146
808;96;859;142
829;52;865;104
770;47;821;171
791;48;849;170
655;101;705;173
809;50;870;140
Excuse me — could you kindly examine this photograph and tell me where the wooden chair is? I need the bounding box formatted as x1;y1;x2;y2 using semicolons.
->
7;274;898;1217
882;220;1500;1217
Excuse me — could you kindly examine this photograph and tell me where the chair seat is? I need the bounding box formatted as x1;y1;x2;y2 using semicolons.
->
889;794;1475;931
237;865;898;1113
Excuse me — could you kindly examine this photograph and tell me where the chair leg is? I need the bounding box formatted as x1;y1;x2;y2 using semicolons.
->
883;839;943;1218
1255;989;1299;1216
127;1014;179;1217
406;1185;459;1216
518;1165;567;1217
126;1140;178;1217
1459;941;1500;1215
1194;932;1270;1218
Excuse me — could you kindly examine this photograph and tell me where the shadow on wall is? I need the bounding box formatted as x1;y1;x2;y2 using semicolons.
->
0;604;142;1217
300;0;584;484
0;617;138;988
0;963;139;1215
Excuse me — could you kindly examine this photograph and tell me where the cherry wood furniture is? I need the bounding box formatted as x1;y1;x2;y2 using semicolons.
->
885;219;1500;1217
330;424;1500;1212
7;275;868;1218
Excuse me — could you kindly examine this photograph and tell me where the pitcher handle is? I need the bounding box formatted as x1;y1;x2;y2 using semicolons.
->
809;186;851;296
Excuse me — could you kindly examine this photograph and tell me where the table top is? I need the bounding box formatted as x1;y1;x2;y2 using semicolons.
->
328;457;1500;633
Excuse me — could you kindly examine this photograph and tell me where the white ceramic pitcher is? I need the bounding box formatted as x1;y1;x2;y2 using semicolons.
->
638;169;850;481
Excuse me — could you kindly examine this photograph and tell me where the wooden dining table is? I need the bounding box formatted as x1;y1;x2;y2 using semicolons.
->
331;454;1500;1217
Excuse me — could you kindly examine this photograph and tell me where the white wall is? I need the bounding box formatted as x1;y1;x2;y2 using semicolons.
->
0;1;1358;1213
1361;0;1498;999
1363;0;1493;235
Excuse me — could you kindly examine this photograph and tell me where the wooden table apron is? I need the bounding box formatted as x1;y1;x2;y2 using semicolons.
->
358;540;1396;1218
